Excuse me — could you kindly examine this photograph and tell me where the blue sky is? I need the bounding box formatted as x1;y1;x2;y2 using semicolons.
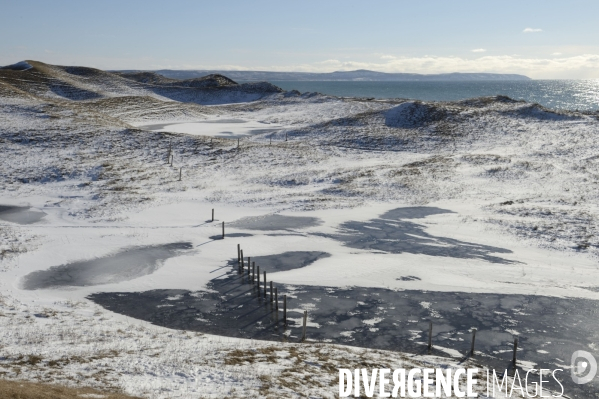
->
1;0;599;78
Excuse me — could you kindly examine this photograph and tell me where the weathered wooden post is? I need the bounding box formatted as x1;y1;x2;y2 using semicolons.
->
257;266;260;292
301;310;307;342
212;209;214;222
246;257;250;274
222;221;225;239
470;329;477;356
285;132;288;142
274;287;279;327
270;281;273;303
237;244;240;264
252;262;255;283
263;271;267;298
512;337;518;367
170;154;173;165
240;250;244;273
179;167;182;181
283;295;287;326
428;321;433;352
237;138;240;148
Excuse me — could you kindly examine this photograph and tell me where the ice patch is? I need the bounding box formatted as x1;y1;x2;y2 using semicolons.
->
21;242;192;289
136;118;285;138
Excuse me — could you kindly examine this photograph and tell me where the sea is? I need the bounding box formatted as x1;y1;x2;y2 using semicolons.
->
262;80;599;112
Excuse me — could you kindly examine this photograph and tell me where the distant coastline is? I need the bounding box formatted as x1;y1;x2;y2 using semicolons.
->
115;69;531;82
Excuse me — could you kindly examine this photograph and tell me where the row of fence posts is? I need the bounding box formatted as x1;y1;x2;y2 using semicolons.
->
236;243;307;341
427;321;519;365
226;227;516;355
168;132;290;181
239;133;288;149
206;209;225;239
231;242;520;353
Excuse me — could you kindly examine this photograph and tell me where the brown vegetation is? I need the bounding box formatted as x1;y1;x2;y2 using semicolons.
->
0;379;141;399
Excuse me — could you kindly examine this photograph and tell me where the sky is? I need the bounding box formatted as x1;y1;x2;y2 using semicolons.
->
1;0;599;79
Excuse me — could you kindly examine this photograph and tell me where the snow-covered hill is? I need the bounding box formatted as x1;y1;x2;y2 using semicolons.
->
0;60;282;104
0;61;595;398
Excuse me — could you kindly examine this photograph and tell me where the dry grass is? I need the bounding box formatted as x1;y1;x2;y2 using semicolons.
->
0;379;141;399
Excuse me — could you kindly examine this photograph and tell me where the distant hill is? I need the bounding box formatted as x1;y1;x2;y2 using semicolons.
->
0;61;283;105
121;69;531;82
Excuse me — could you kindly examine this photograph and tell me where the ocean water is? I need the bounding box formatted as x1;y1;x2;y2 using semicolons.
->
266;80;599;112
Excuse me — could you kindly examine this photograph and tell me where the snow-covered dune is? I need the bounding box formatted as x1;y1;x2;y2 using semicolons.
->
0;62;596;398
0;60;283;104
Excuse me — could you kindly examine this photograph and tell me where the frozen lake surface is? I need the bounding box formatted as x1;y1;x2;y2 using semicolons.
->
232;214;322;231
0;205;46;224
328;206;517;264
251;251;331;272
22;242;192;289
90;267;599;398
136;118;284;138
86;206;599;397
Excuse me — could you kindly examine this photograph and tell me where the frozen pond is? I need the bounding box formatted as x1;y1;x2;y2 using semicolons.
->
137;118;284;138
22;242;192;289
86;206;596;396
328;206;517;264
252;251;330;272
232;214;322;231
90;266;598;398
0;205;46;224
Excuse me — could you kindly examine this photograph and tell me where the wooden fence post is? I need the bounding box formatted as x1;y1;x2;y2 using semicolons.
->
513;337;519;367
222;221;225;239
212;209;214;222
470;329;477;356
274;287;279;327
302;310;307;342
283;295;287;326
428;321;433;352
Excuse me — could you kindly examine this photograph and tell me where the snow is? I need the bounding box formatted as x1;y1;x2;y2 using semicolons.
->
1;61;33;71
1;62;596;397
134;118;287;138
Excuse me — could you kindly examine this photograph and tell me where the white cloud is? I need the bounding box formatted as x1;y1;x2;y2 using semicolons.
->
523;28;543;33
471;49;487;53
552;52;562;56
380;55;397;60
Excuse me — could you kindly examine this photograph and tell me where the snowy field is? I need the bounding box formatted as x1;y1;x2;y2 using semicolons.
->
1;61;599;397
